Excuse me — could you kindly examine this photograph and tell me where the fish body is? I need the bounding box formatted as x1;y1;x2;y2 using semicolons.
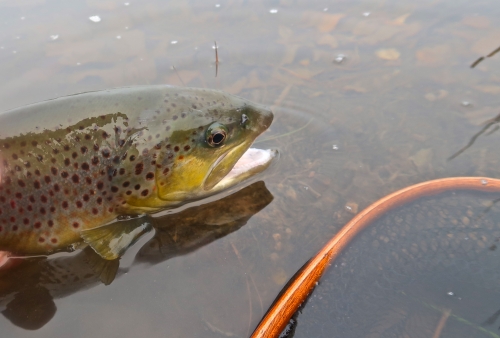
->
0;85;274;259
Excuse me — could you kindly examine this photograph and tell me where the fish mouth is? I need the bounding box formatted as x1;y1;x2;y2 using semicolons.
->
209;148;278;192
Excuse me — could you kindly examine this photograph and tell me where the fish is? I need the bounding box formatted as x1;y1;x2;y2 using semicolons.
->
0;181;273;331
0;85;275;260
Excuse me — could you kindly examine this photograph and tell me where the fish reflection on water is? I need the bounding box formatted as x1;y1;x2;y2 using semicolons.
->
0;181;273;330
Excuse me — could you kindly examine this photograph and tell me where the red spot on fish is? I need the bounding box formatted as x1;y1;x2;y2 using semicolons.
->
34;222;41;229
163;168;170;175
146;172;154;180
40;207;46;215
15;193;22;199
38;237;45;243
184;145;191;151
17;180;25;187
61;171;69;178
72;152;78;159
83;194;90;202
71;174;79;183
54;184;60;192
141;189;149;196
76;201;83;208
10;217;15;223
62;201;68;209
85;177;92;185
23;218;29;225
51;238;57;244
44;176;51;184
48;220;54;227
33;181;41;189
40;195;47;203
10;201;15;209
92;208;98;215
82;163;90;171
174;146;180;152
50;207;55;213
81;146;88;154
29;195;35;203
64;158;70;166
111;186;119;193
97;197;103;205
73;222;80;228
97;181;104;190
51;167;58;175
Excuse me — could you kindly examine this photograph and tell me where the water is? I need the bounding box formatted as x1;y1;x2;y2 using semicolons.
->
1;0;500;337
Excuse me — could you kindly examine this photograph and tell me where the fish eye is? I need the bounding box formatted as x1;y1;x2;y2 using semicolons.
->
206;123;228;147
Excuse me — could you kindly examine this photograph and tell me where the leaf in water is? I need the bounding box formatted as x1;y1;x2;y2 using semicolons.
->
410;148;433;172
389;13;411;26
317;34;338;48
424;89;448;102
415;45;450;66
471;33;500;55
278;25;294;40
462;15;491;29
376;48;400;60
302;11;345;33
165;70;202;87
475;86;500;95
224;77;248;95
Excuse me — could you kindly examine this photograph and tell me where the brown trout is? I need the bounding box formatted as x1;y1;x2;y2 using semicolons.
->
0;85;275;260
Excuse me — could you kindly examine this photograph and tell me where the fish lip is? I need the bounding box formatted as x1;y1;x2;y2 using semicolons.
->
209;148;278;192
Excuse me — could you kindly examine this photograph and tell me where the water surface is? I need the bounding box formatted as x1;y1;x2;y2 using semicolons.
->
1;0;500;337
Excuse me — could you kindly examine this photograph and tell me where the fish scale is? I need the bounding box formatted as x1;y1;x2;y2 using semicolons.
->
0;85;274;259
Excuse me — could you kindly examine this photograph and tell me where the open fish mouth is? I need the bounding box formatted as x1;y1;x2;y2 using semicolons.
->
211;148;278;192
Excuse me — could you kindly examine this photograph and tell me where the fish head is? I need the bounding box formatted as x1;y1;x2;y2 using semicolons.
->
153;90;274;205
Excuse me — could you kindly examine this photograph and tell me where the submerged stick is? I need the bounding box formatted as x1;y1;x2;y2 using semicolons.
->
251;177;500;338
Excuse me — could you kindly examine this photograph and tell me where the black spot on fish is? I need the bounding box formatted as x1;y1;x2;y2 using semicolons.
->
135;163;144;175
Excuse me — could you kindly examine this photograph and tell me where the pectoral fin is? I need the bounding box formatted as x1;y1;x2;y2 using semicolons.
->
82;247;120;285
80;218;153;260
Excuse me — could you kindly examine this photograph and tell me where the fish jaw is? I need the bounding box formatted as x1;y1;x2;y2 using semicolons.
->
210;148;278;193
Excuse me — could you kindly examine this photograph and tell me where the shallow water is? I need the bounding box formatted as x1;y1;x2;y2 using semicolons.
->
1;0;500;337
